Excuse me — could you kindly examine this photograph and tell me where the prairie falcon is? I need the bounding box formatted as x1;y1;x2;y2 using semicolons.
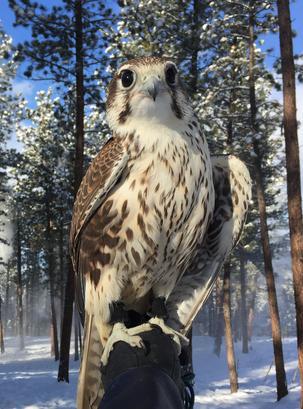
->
70;56;251;409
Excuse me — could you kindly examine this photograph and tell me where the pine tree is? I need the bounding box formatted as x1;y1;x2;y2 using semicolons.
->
239;248;249;353
11;89;75;355
0;26;25;350
0;27;24;263
277;0;303;405
210;0;288;398
247;1;287;399
0;295;4;353
7;80;109;357
199;2;289;396
223;262;239;393
9;0;116;379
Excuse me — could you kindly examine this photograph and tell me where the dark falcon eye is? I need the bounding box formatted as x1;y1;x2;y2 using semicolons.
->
121;69;135;88
165;65;177;86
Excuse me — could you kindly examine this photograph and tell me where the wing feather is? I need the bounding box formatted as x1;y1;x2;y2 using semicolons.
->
70;137;129;324
70;137;128;268
166;155;252;334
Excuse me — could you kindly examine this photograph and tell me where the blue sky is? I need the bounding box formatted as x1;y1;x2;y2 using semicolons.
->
1;0;302;105
1;0;302;151
2;1;56;110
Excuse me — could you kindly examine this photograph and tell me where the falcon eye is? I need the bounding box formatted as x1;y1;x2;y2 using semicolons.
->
120;69;135;88
165;64;177;86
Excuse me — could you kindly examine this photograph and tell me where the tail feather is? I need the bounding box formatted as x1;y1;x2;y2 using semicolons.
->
77;313;104;409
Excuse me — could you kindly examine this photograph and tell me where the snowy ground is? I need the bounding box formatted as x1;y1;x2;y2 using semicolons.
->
0;335;300;409
0;337;78;408
193;337;300;408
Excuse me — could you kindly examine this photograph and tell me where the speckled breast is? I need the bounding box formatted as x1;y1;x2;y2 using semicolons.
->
114;130;215;302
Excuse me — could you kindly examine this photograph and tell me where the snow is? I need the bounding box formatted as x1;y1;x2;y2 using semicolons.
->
0;337;78;409
193;336;300;409
0;335;300;408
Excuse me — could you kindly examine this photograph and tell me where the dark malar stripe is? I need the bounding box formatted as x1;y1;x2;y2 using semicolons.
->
170;89;183;119
119;98;131;124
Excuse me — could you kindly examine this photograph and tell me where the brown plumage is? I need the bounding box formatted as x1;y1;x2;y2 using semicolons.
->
70;137;127;263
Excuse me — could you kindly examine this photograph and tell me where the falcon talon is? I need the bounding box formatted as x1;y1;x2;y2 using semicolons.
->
148;317;189;351
100;322;145;366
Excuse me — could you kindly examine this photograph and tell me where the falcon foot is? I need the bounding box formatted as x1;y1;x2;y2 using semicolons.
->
148;317;189;355
101;322;145;367
140;297;189;354
121;317;189;356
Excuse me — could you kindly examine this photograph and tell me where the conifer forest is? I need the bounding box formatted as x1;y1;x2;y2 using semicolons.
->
0;1;303;408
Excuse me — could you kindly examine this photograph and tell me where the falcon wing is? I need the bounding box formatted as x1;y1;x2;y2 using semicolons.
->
70;137;129;323
166;155;252;335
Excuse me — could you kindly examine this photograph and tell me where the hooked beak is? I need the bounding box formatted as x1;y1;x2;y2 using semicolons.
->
143;78;160;101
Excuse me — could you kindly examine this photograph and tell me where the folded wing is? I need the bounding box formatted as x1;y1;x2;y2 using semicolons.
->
70;137;129;324
166;155;252;335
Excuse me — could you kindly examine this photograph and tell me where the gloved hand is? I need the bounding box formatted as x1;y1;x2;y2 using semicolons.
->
100;326;185;409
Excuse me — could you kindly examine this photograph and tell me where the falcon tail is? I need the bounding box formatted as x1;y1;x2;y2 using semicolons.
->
77;313;104;409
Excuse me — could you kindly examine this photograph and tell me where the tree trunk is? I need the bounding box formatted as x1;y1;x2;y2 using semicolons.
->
254;161;288;400
208;294;215;337
46;191;59;361
0;321;4;353
240;250;249;353
221;78;238;393
58;260;75;382
51;323;55;357
49;290;59;360
29;252;38;336
79;319;83;357
29;255;34;336
247;308;254;342
248;5;288;400
247;270;258;342
4;263;10;333
58;0;84;382
190;0;199;93
187;327;193;369
25;277;30;336
59;209;65;331
223;262;238;393
74;0;85;193
16;213;24;351
0;297;4;353
233;292;241;343
74;305;79;361
277;1;303;406
214;278;223;357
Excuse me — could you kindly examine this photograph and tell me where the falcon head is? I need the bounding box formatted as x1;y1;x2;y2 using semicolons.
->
106;56;192;132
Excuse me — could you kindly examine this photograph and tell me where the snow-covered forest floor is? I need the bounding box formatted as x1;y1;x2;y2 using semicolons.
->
0;335;300;409
193;336;300;408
